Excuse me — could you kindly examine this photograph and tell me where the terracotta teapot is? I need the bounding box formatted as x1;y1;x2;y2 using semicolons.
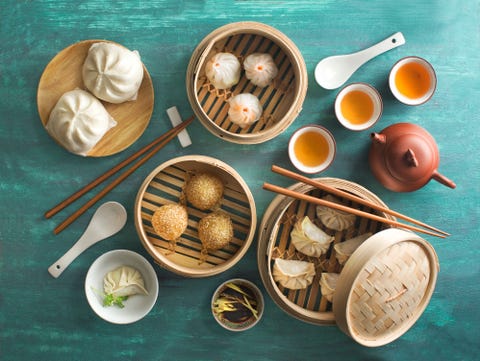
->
369;122;456;192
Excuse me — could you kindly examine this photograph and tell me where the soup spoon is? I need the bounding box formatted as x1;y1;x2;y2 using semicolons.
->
314;32;406;90
48;201;127;278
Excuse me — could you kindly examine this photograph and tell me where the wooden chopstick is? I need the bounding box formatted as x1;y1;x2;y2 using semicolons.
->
51;116;195;234
45;115;195;219
262;182;446;239
271;165;450;237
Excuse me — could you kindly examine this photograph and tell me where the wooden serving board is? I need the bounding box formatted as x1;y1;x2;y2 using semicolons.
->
37;39;154;157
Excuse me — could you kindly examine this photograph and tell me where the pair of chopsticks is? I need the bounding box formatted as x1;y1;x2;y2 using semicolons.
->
45;115;195;234
263;165;449;238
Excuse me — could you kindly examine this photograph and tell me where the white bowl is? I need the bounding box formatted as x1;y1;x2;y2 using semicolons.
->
85;249;159;324
288;125;336;174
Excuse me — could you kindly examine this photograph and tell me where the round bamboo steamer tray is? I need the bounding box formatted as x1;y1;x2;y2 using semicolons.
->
333;228;439;347
257;178;396;325
135;155;257;277
186;21;308;144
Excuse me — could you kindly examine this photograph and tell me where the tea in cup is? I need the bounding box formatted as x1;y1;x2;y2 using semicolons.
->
288;125;336;174
389;56;436;105
334;83;383;131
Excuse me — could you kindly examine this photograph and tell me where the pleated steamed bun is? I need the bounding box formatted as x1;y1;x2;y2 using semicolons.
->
205;52;241;90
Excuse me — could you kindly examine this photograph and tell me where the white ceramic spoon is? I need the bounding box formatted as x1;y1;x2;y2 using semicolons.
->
48;201;127;278
314;32;406;90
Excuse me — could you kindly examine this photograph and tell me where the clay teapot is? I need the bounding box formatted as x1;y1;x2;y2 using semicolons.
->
369;122;456;192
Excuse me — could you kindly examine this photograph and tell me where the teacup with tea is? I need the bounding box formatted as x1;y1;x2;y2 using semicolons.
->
389;56;436;105
334;83;383;131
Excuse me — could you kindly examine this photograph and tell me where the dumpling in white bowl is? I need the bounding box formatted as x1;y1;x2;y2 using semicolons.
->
205;52;241;90
227;93;263;128
82;42;144;103
46;89;117;156
243;53;278;88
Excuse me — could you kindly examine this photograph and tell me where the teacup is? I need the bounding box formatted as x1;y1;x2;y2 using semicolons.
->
334;83;383;131
288;125;336;174
389;56;436;105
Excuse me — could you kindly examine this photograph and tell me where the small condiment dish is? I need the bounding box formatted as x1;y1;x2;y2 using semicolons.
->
334;83;383;131
84;249;159;324
211;278;264;332
389;56;436;105
288;125;336;174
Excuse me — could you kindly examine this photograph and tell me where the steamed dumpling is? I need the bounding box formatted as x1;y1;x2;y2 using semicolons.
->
104;266;148;297
290;216;334;257
334;232;372;265
272;258;315;290
82;42;144;103
316;195;356;231
319;272;339;302
205;52;241;89
243;53;278;87
228;93;263;128
46;89;117;156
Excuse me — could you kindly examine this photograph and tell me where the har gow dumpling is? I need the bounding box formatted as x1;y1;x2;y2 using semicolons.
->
228;93;263;128
104;266;148;298
319;272;339;302
46;89;117;156
334;232;372;265
316;195;356;231
243;53;278;87
272;258;315;290
290;216;334;257
205;52;241;90
82;42;144;103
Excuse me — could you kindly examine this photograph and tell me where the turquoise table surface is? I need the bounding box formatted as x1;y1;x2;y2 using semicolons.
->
1;0;479;360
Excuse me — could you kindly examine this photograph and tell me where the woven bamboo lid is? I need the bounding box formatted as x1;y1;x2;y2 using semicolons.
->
333;228;439;347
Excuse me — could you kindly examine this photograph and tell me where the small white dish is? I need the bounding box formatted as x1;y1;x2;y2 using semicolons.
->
85;249;158;324
288;125;336;174
389;56;436;106
334;83;383;131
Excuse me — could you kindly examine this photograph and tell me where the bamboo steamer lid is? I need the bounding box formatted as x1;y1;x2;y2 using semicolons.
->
333;228;439;347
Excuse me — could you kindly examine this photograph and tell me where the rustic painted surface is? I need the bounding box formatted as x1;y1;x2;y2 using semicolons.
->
1;0;479;360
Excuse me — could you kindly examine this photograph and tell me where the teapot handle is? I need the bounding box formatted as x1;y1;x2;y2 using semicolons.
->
432;170;456;189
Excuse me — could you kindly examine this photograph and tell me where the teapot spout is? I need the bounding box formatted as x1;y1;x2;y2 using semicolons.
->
370;132;386;144
432;170;456;189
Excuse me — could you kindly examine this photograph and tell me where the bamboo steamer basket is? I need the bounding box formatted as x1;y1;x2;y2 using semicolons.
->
186;21;308;144
135;155;256;277
257;178;439;346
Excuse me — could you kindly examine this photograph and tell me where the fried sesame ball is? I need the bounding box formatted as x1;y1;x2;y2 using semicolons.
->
151;204;188;241
185;172;224;210
198;212;233;250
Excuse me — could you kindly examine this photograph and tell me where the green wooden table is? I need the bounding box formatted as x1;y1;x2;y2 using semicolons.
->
1;1;479;360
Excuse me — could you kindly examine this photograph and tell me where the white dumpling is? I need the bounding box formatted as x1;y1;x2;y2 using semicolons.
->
319;272;339;302
46;89;117;156
243;53;278;87
227;93;263;128
316;195;356;231
334;232;372;265
104;266;148;297
205;52;241;89
290;216;334;257
273;258;316;290
82;42;144;103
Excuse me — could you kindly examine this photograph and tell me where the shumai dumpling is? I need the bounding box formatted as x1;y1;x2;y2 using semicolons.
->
272;258;315;290
46;89;117;156
316;195;356;231
334;232;372;265
228;93;263;128
290;216;334;257
82;42;144;103
243;53;278;87
104;266;148;298
319;272;339;302
205;52;241;89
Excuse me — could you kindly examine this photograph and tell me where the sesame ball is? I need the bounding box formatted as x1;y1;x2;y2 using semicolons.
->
198;212;233;250
151;204;188;241
185;172;224;210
